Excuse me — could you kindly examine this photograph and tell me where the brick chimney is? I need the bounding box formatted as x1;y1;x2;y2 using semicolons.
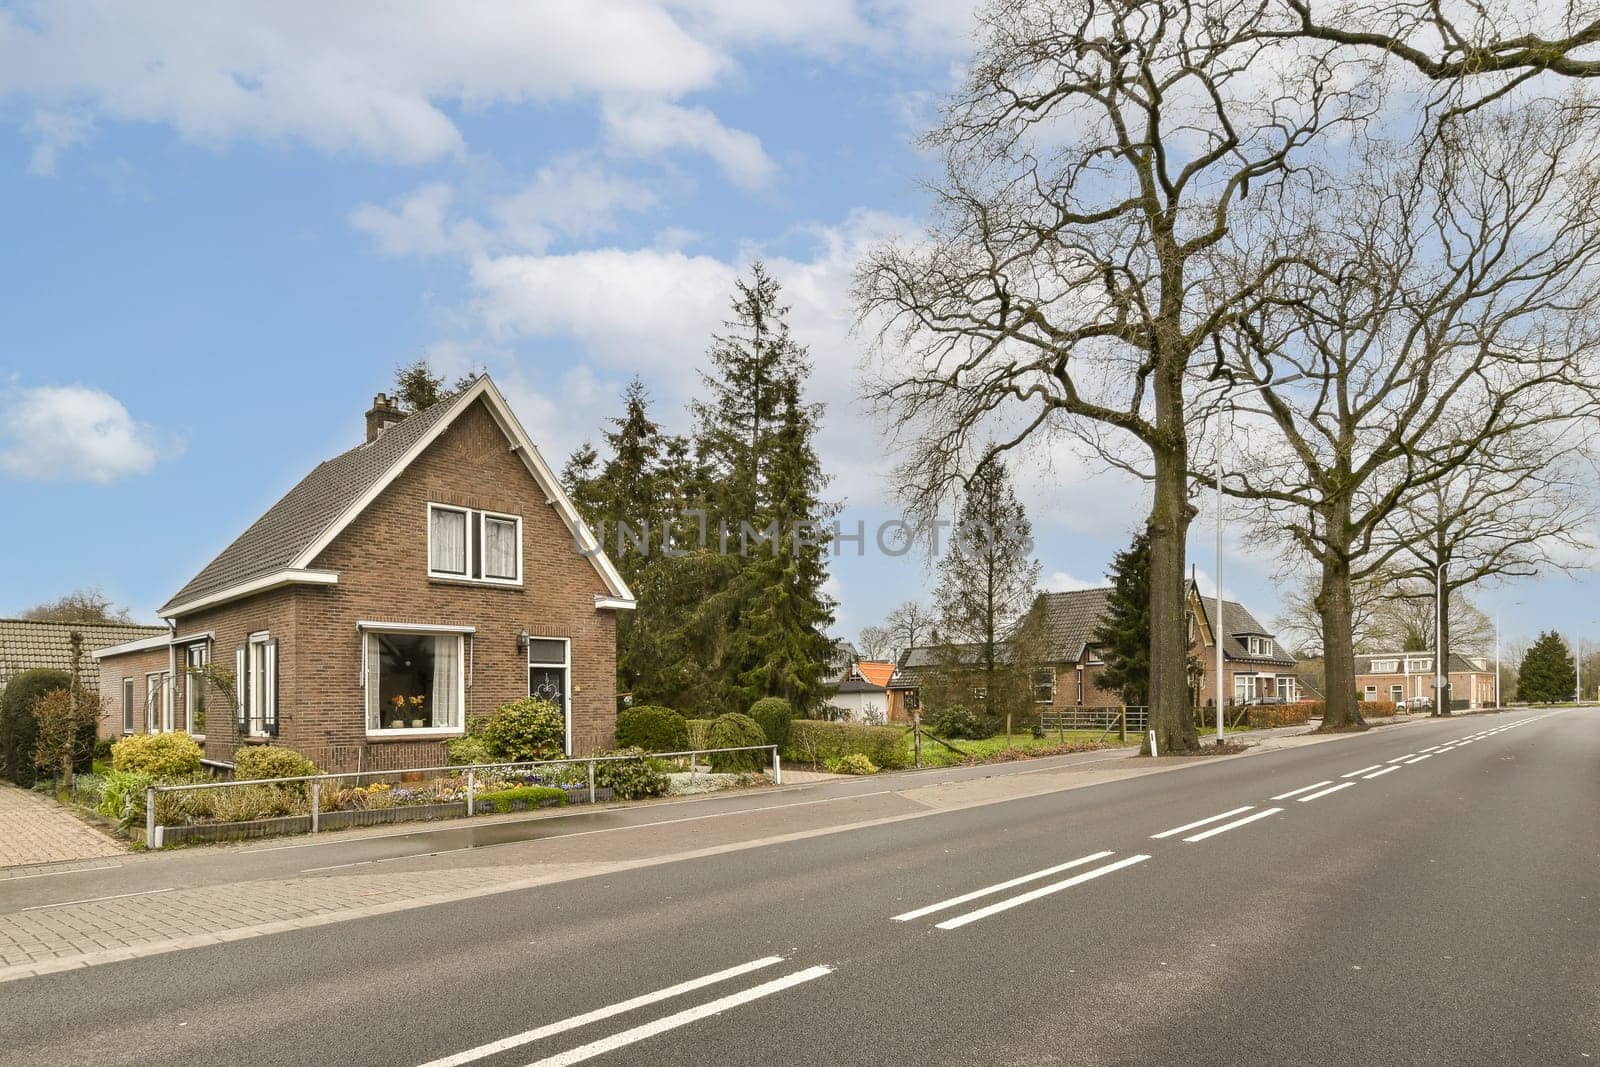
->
365;393;404;443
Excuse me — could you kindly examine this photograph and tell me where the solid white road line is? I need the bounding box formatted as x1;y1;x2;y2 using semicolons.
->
935;855;1151;930
18;887;174;912
1297;782;1356;803
1182;807;1284;843
1150;806;1255;840
1403;754;1433;764
0;863;122;882
1362;766;1401;780
1341;765;1384;778
522;966;833;1067
891;851;1114;922
1271;781;1333;801
415;957;787;1067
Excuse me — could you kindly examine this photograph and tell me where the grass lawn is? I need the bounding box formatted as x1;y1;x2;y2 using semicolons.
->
902;728;1120;768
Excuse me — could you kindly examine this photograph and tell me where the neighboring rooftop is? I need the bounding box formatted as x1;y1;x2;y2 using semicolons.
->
1356;652;1490;674
0;618;168;690
1195;595;1295;665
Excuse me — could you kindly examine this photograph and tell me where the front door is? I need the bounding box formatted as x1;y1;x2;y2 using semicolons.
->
526;637;570;754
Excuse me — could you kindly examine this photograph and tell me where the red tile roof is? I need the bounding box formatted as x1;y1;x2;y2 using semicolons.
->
855;661;896;688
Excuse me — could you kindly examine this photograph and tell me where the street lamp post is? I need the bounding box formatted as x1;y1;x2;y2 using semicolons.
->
1434;559;1449;716
1213;375;1301;744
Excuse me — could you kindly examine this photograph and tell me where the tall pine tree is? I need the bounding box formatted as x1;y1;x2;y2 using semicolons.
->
1517;631;1575;703
1093;531;1151;706
932;457;1041;730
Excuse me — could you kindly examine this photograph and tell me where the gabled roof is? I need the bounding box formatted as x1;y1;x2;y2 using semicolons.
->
835;676;887;694
1355;652;1490;675
1034;587;1114;662
0;619;168;685
160;376;633;616
1194;592;1295;666
854;661;896;688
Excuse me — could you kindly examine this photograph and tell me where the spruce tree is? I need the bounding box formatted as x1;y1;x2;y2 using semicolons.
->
1093;531;1151;706
1517;630;1576;703
932;457;1041;730
393;359;449;412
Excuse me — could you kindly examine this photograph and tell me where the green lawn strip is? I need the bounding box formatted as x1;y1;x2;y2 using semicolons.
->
901;730;1115;768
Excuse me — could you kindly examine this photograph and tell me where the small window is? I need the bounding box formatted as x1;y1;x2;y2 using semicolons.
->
1246;636;1271;657
185;643;208;736
1033;669;1054;704
246;633;276;737
428;504;521;584
122;677;135;734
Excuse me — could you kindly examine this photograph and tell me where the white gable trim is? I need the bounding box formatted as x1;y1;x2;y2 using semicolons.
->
289;376;634;606
91;633;174;659
162;568;340;618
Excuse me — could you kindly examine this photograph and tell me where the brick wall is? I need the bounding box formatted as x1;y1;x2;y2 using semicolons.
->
95;646;175;737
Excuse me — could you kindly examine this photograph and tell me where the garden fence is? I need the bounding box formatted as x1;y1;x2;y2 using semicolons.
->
143;744;780;848
1039;706;1147;737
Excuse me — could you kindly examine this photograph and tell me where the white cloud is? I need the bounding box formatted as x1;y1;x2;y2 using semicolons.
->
21;108;92;175
602;99;775;188
0;385;171;484
349;183;483;258
1045;570;1103;592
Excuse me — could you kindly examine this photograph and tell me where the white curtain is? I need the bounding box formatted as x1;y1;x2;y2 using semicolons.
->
366;633;382;731
484;517;517;579
430;508;467;574
432;635;460;729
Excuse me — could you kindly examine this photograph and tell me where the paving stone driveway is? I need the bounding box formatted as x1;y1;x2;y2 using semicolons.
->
0;783;123;869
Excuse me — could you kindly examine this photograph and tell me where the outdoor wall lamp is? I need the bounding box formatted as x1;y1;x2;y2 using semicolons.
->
517;628;530;653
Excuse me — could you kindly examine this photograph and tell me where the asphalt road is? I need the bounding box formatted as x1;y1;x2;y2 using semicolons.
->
2;710;1593;1066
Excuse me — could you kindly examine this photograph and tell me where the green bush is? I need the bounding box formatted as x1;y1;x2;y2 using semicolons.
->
478;697;566;762
111;732;203;778
445;733;496;765
925;706;1000;740
615;705;689;752
0;668;71;787
93;737;114;761
746;697;794;750
1245;704;1315;728
233;745;320;781
785;720;908;770
706;713;768;772
476;785;568;813
96;769;156;827
829;753;878;775
594;747;669;799
685;719;714;750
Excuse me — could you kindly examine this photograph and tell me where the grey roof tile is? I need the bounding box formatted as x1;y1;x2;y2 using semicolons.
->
0;619;168;692
161;388;475;613
1196;596;1295;665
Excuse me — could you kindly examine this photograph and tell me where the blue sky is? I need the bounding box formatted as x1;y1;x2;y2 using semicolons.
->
0;2;1590;653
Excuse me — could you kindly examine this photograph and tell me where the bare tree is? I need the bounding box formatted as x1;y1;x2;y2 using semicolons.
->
20;587;134;624
1211;98;1600;730
857;625;893;661
857;0;1367;752
1375;436;1595;710
1365;585;1494;656
884;601;935;659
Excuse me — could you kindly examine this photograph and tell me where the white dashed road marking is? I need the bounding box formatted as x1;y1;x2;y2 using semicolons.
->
935;855;1151;930
1182;808;1284;843
1297;782;1356;803
1150;807;1255;840
1341;765;1384;778
891;851;1115;922
1362;766;1401;780
1271;781;1333;801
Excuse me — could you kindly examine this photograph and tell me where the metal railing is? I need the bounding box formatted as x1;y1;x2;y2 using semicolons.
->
144;744;780;847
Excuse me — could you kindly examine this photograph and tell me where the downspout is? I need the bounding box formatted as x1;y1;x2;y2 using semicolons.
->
165;617;177;733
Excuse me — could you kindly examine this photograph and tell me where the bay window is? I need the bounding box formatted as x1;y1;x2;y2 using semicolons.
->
366;629;465;734
428;504;522;584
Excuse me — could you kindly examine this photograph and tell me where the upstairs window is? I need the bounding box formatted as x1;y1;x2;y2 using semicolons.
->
1371;659;1399;674
1246;636;1271;657
428;504;522;585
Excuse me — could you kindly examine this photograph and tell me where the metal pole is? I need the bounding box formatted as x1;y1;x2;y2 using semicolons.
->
1216;425;1225;744
1435;561;1445;715
773;748;782;786
310;779;320;833
1495;616;1501;709
466;768;475;816
587;760;596;804
145;786;156;847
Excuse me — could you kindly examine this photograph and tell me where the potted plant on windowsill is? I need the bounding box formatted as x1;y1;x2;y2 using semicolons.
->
407;694;427;729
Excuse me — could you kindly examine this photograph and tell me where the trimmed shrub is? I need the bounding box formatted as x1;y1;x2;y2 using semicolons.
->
476;785;568;813
746;697;794;750
478;697;566;762
685;719;714;750
1359;700;1399;718
925;705;1000;740
1245;704;1315;728
595;748;669;799
785;720;908;770
0;668;71;787
706;713;768;772
829;753;878;775
233;745;320;781
615;705;690;752
111;732;203;778
445;733;496;766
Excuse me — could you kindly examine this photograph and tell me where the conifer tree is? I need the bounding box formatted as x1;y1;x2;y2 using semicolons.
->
1517;631;1576;703
1093;531;1151;706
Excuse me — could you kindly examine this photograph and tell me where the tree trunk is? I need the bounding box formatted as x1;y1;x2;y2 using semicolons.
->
1436;580;1452;716
1147;399;1199;754
1317;538;1367;732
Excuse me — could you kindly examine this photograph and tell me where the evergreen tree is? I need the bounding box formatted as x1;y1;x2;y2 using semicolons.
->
932;457;1041;729
1093;531;1151;705
1517;630;1576;703
394;359;449;412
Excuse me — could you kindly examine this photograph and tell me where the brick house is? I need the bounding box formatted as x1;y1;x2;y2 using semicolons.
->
1354;652;1497;710
90;376;634;769
896;582;1297;717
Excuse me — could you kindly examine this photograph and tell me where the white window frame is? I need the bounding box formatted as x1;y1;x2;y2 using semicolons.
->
247;632;275;738
426;503;523;586
122;677;135;734
1371;659;1398;674
184;642;209;738
146;671;172;733
1246;636;1271;657
363;627;468;738
526;635;572;755
1234;673;1258;703
1390;684;1404;704
1364;685;1378;699
1032;668;1055;704
1407;658;1432;673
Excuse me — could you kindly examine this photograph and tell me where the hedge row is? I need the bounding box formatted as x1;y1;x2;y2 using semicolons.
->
1245;704;1315;728
784;720;908;770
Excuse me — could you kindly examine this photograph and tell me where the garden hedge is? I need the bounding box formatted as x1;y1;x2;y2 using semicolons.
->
784;720;908;770
706;713;768;772
746;697;794;750
0;668;71;787
111;732;203;778
615;705;690;752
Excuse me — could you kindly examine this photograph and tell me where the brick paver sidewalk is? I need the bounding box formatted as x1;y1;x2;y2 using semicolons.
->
0;783;123;869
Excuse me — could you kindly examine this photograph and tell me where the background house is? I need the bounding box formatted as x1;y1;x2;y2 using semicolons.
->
1355;652;1497;710
0;618;166;694
1188;582;1301;708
